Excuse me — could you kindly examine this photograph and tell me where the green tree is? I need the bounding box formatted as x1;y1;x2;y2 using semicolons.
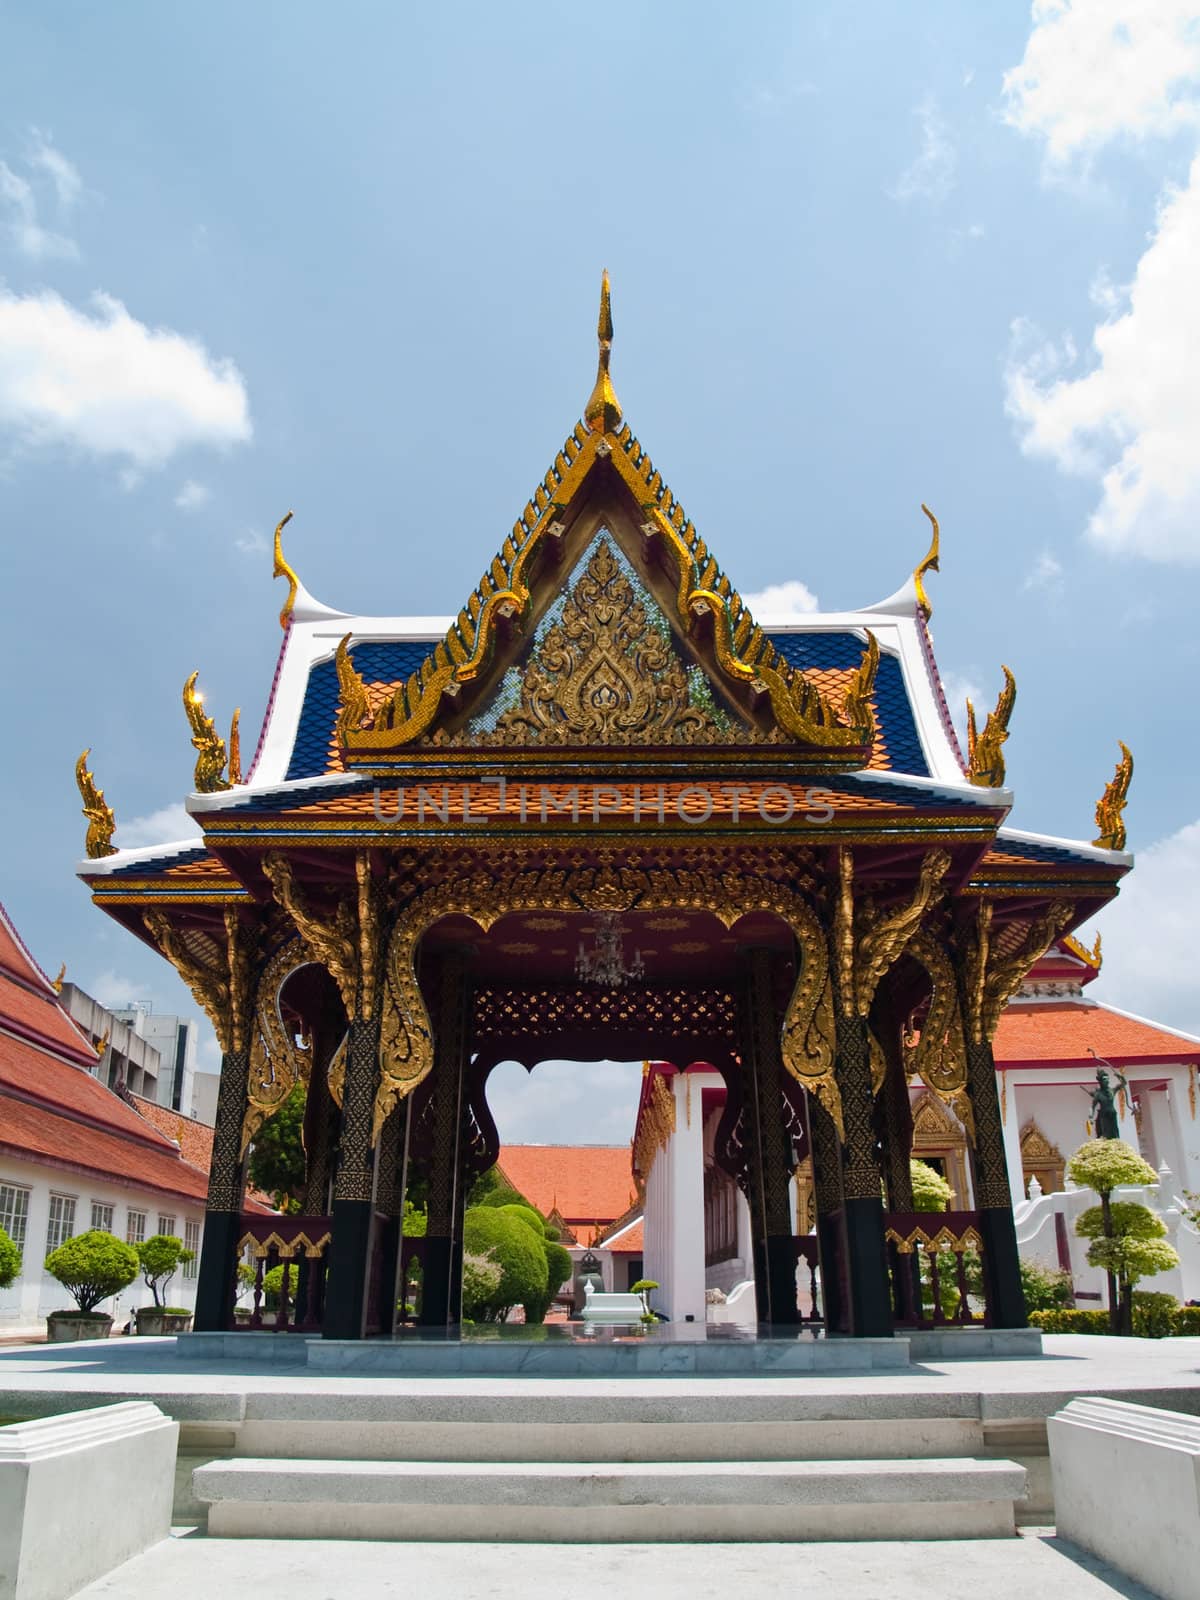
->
248;1084;307;1212
1068;1140;1166;1334
0;1225;20;1290
44;1231;138;1316
137;1234;194;1308
461;1252;503;1320
1019;1259;1073;1312
462;1205;548;1322
910;1159;952;1213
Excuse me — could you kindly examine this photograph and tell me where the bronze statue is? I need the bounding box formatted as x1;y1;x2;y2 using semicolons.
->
1082;1056;1129;1140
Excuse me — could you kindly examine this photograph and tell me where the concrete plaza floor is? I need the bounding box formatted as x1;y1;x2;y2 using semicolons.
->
71;1530;1157;1600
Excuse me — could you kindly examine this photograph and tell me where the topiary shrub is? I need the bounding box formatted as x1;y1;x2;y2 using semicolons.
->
1175;1306;1200;1336
462;1206;548;1322
1028;1308;1112;1335
1068;1140;1167;1334
0;1225;20;1290
1132;1290;1180;1339
461;1252;503;1321
137;1234;194;1307
44;1230;138;1315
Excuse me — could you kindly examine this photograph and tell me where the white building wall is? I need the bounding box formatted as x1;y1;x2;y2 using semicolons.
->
640;1074;707;1323
0;1155;206;1337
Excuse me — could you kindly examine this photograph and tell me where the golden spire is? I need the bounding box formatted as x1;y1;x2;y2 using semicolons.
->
272;510;298;630
228;707;243;785
584;270;622;434
75;749;117;858
914;504;940;619
1093;741;1133;851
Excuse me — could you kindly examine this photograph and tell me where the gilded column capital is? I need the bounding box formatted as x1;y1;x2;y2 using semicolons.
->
830;846;950;1020
956;898;1074;1044
261;852;359;1015
143;908;259;1056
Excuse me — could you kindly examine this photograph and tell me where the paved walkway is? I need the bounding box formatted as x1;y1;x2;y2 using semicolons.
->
72;1530;1157;1600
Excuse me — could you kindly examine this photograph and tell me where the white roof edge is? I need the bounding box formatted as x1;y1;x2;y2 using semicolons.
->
998;825;1132;865
854;767;1010;807
601;1214;644;1247
856;575;921;616
76;837;205;877
290;577;352;625
188;771;363;813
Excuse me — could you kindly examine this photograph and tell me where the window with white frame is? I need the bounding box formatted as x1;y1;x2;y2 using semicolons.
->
157;1214;176;1239
45;1193;76;1255
0;1183;30;1263
183;1219;200;1277
126;1209;147;1246
90;1202;114;1233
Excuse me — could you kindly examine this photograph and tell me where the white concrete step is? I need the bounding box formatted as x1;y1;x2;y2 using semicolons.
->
194;1455;1027;1542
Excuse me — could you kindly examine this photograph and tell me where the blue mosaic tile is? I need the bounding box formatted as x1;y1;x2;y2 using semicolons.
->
285;641;431;780
767;632;929;777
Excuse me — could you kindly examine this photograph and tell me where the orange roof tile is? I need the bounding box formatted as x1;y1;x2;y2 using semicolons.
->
496;1145;637;1229
0;1029;179;1150
0;904;97;1066
0;1090;212;1203
130;1094;215;1171
995;1002;1200;1067
605;1219;643;1253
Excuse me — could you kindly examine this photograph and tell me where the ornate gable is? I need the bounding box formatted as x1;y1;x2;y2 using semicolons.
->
334;275;880;767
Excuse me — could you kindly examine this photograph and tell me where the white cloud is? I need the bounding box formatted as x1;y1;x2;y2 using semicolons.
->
939;670;984;749
118;802;200;847
86;969;150;1011
1089;818;1200;1038
742;579;820;618
235;528;268;557
0;288;251;469
175;478;210;511
0;159;77;261
27;131;82;208
1024;549;1064;591
485;1059;644;1147
890;95;956;205
1004;154;1200;561
1003;1;1200;168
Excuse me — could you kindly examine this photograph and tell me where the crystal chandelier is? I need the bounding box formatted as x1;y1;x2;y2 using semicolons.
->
574;913;645;987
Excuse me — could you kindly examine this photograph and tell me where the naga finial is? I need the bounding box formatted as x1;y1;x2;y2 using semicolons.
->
965;666;1016;788
841;630;880;738
334;634;372;741
914;504;940;620
183;671;232;793
75;749;117;859
272;510;297;629
52;962;66;993
1093;741;1133;851
584;269;622;435
94;1027;110;1060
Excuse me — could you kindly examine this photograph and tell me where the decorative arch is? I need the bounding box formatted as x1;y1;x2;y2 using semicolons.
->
374;861;840;1143
1020;1118;1066;1195
910;1089;970;1207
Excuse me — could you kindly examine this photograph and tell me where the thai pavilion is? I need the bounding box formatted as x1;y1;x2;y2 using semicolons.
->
75;277;1134;1340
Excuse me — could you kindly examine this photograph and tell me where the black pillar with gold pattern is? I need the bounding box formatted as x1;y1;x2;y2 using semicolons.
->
419;949;472;1330
322;1015;382;1339
834;1013;893;1336
740;948;801;1327
194;1046;250;1332
808;1096;846;1334
965;1035;1027;1327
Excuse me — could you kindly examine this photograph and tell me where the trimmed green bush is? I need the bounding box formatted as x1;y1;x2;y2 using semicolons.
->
0;1226;19;1290
137;1234;194;1307
1029;1308;1111;1334
1067;1139;1158;1195
1030;1295;1198;1338
44;1230;138;1314
462;1206;548;1322
461;1252;503;1321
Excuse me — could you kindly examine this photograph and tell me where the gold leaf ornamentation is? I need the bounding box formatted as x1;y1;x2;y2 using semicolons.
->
272;510;297;629
75;749;117;859
903;929;974;1138
240;938;314;1156
632;1070;675;1188
1093;741;1133;851
375;862;842;1143
965;666;1015;788
144;909;232;1053
261;853;358;1015
183;672;231;793
914;504;940;620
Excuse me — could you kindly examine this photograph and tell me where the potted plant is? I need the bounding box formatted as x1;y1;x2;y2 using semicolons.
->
44;1230;138;1342
134;1234;196;1334
630;1279;660;1323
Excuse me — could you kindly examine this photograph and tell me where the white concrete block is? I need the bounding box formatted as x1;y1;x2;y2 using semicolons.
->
1048;1395;1200;1600
194;1455;1026;1541
0;1402;178;1600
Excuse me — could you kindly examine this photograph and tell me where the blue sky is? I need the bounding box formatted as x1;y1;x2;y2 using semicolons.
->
2;3;1199;1143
